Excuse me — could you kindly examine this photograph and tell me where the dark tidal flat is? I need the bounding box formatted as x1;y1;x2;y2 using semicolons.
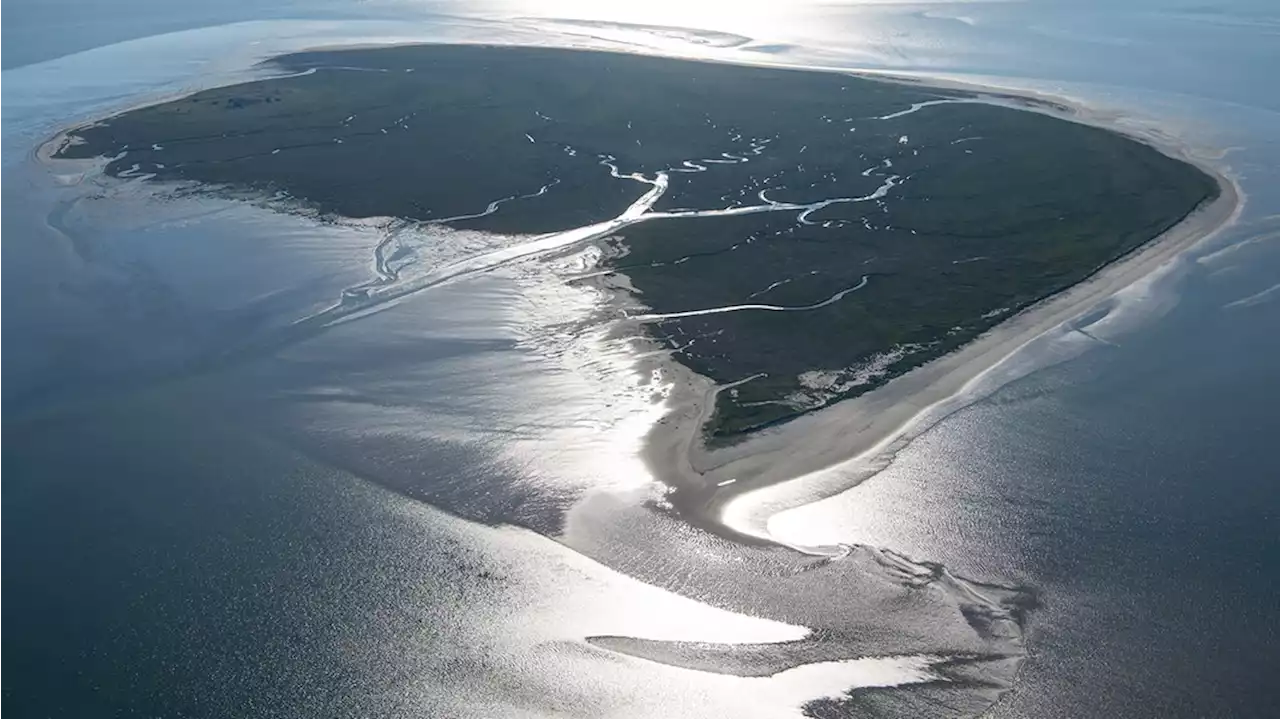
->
56;44;1219;438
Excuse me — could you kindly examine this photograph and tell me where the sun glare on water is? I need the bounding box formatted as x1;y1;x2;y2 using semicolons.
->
475;0;808;44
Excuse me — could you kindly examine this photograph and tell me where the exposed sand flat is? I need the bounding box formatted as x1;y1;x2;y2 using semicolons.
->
642;79;1243;543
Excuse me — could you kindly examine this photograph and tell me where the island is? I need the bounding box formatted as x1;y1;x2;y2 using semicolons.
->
54;43;1221;442
42;42;1241;718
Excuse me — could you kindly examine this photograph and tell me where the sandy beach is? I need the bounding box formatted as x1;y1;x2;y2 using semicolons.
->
639;77;1244;544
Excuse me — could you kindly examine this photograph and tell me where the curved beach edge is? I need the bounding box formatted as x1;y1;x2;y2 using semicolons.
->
642;72;1244;546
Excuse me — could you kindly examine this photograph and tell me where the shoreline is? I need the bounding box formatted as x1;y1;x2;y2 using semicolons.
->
31;39;1243;546
638;75;1243;544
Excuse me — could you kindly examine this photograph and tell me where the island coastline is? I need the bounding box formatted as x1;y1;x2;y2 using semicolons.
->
38;41;1242;549
635;84;1242;544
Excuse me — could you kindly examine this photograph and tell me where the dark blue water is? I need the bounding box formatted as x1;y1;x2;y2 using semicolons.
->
4;1;1279;717
825;279;1280;717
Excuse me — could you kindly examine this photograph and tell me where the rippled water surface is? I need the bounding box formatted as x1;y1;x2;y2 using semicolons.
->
4;2;1278;718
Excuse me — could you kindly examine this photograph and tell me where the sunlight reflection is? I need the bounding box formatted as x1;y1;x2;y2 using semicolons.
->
484;0;795;36
450;0;856;62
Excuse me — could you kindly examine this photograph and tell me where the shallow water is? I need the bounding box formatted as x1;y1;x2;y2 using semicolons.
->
4;2;1279;717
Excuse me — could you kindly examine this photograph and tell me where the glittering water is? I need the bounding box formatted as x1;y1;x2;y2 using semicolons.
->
4;2;1278;718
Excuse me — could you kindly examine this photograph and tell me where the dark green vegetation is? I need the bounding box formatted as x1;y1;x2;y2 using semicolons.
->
56;44;1219;439
611;99;1219;437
